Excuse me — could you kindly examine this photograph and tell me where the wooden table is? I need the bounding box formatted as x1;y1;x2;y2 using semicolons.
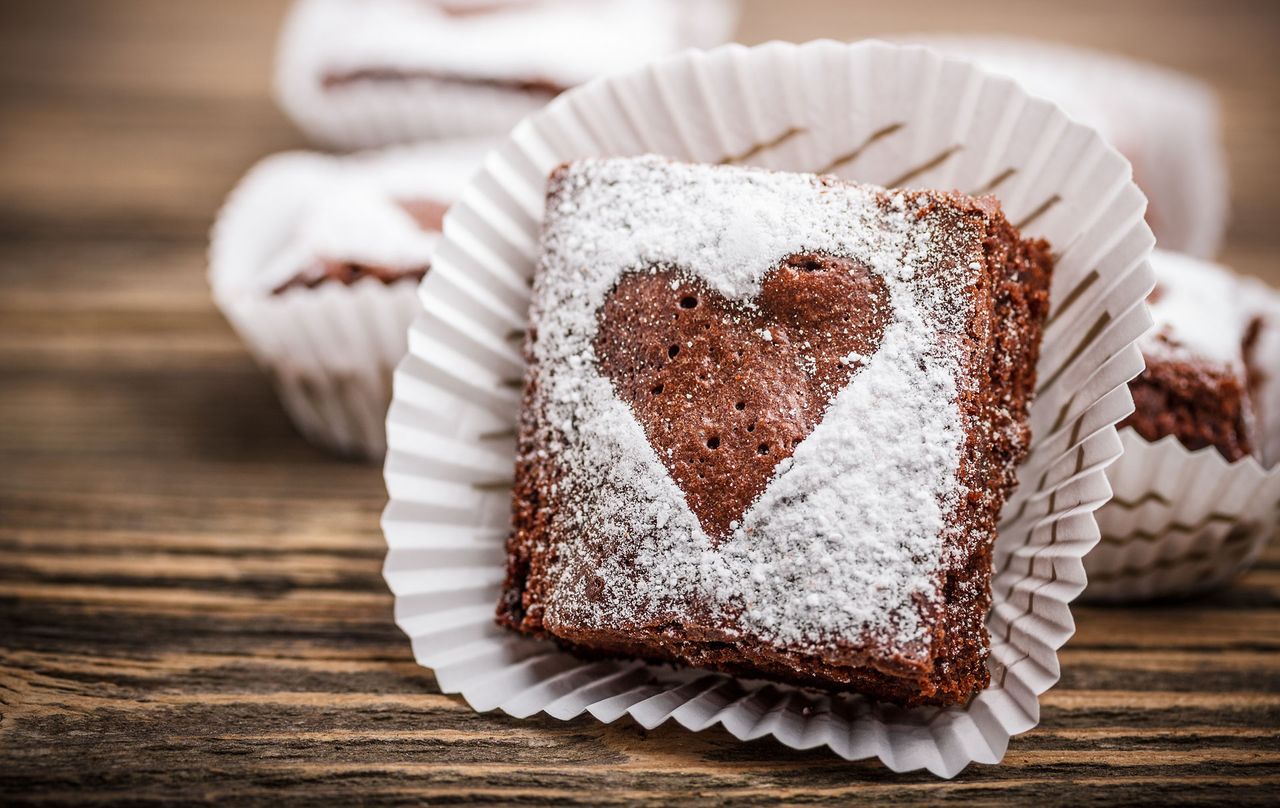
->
2;1;1277;803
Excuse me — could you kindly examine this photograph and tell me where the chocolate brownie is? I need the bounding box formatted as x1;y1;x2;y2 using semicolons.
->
1123;345;1253;461
497;156;1052;706
1118;250;1269;462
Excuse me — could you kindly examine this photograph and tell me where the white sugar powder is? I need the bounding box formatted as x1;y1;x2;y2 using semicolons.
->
1145;249;1253;369
530;157;978;657
212;140;493;297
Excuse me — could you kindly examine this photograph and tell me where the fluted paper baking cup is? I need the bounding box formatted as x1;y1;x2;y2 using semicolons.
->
1085;429;1280;602
382;40;1155;777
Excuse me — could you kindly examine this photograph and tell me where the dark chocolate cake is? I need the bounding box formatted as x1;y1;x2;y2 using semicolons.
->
1118;250;1275;463
497;156;1053;706
1123;346;1253;461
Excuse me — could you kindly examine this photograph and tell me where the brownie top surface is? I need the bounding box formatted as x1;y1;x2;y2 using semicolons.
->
528;156;1005;659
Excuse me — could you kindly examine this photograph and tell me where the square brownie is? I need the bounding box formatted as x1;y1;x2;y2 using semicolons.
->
214;143;492;301
497;156;1053;706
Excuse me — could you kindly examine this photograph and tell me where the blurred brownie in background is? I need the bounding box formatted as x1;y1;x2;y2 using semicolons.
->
214;141;490;297
208;139;494;460
275;0;739;147
1121;250;1280;466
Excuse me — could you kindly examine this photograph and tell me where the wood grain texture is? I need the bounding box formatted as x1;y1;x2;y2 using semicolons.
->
1;0;1278;804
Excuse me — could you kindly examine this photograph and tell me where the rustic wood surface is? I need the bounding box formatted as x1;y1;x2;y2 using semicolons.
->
1;0;1278;804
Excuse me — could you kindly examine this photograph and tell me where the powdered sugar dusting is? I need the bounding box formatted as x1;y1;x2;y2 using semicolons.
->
1145;249;1252;368
529;156;983;657
211;140;493;297
1146;249;1280;467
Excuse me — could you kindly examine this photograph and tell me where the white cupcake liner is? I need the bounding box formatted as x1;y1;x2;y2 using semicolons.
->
895;35;1229;260
382;40;1155;777
1085;429;1280;602
218;282;421;460
274;0;741;149
209;145;488;461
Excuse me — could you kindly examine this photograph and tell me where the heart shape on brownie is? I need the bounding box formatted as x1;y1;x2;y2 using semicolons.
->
594;253;891;541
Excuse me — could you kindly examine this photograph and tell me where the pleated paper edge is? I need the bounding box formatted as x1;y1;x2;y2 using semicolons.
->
1085;429;1280;602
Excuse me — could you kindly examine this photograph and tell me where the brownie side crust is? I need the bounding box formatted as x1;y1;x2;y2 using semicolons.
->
497;162;1052;706
923;194;1052;703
